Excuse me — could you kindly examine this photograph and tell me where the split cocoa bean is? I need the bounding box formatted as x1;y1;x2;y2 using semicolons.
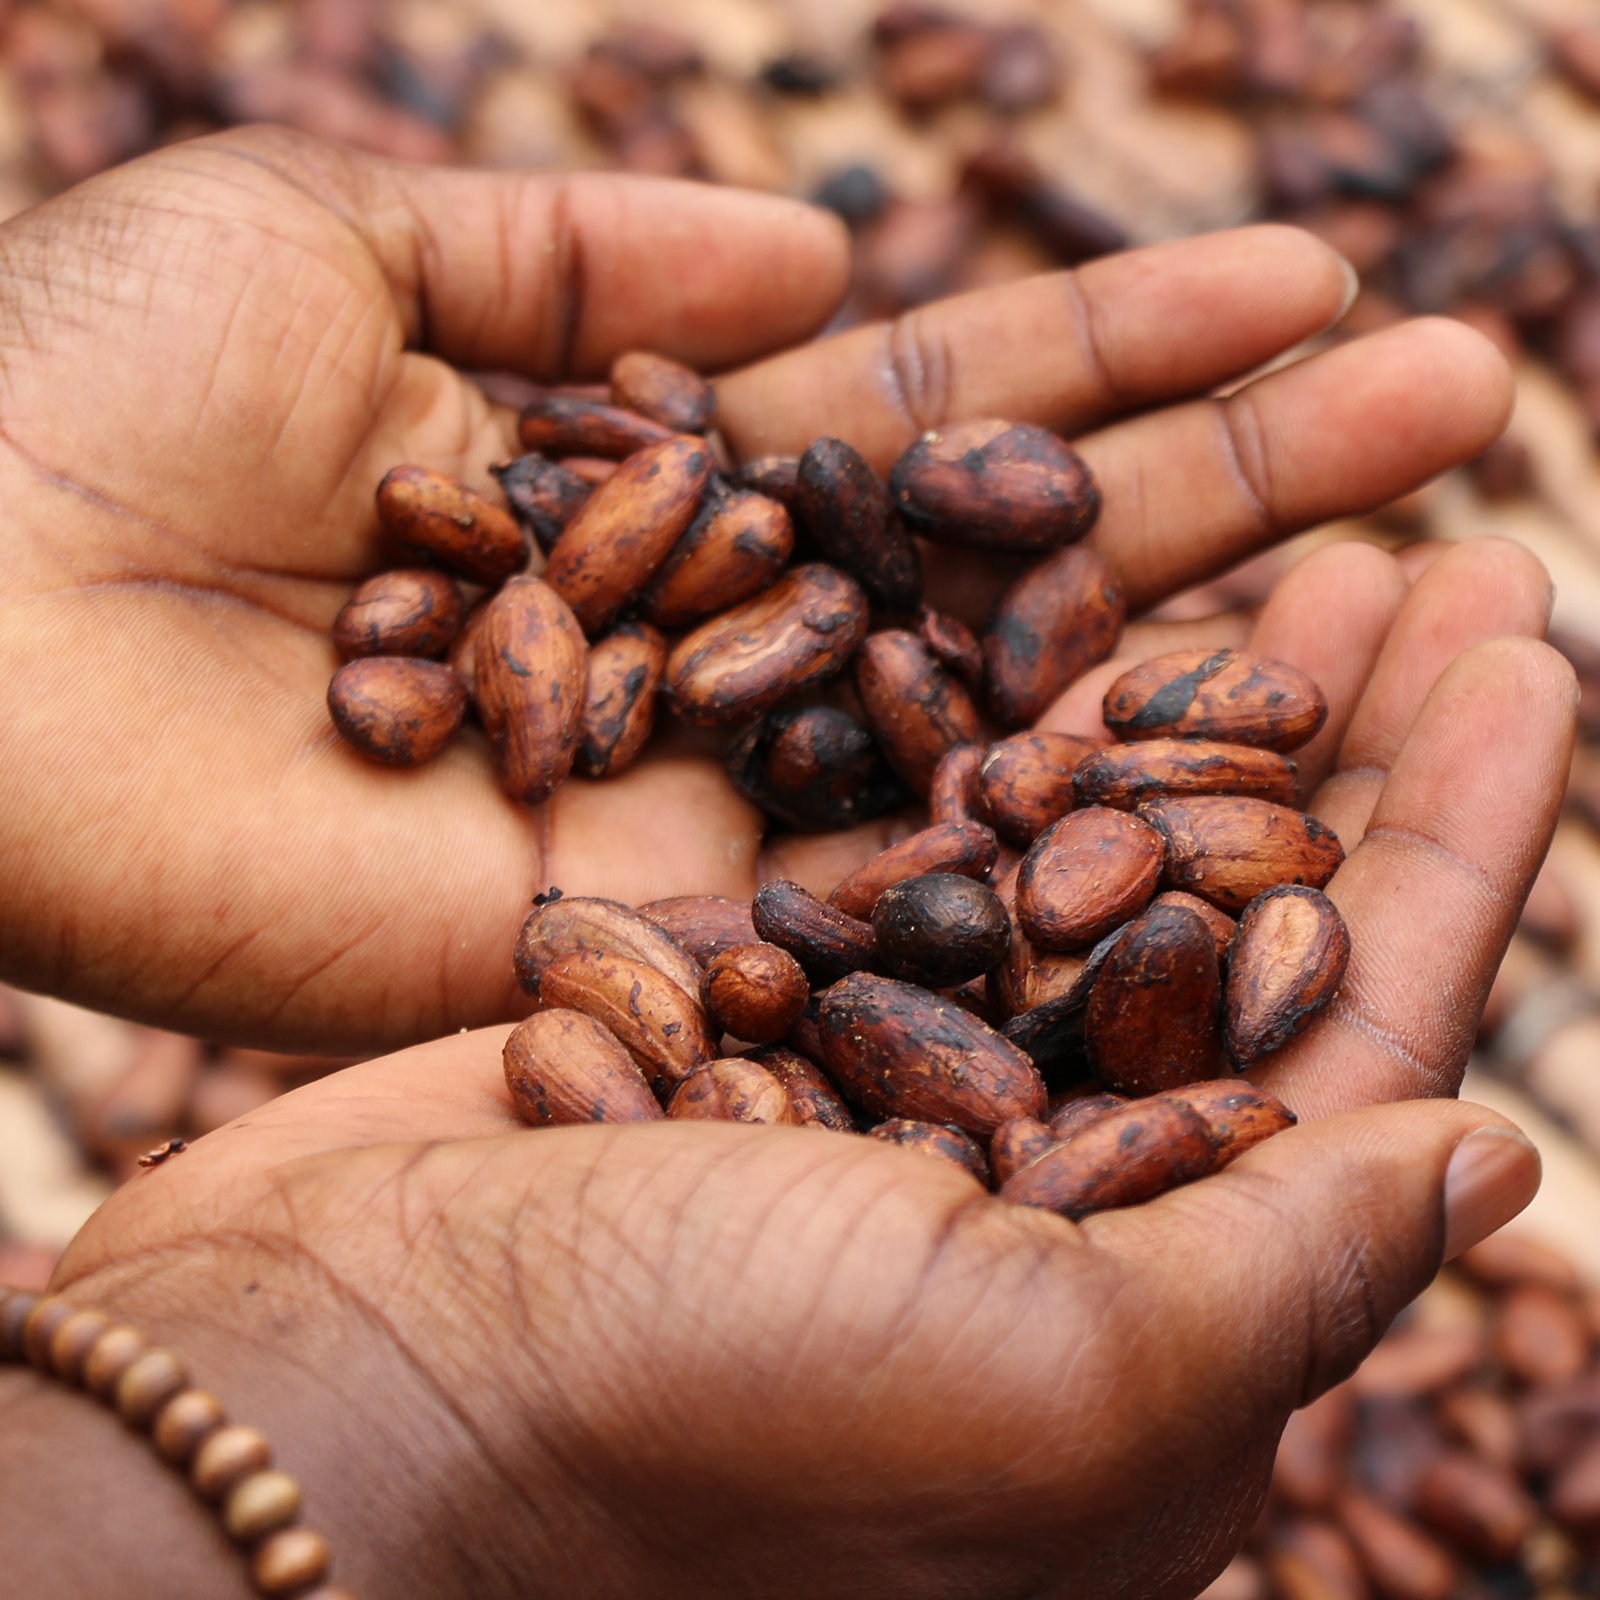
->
752;879;879;983
609;349;716;434
1073;737;1301;811
828;819;998;919
793;436;923;614
706;942;811;1043
1103;649;1328;751
326;657;467;767
1143;796;1345;912
375;465;529;586
749;1045;855;1132
640;895;758;967
1225;885;1351;1067
869;1118;989;1182
1000;921;1129;1073
871;873;1011;988
333;569;464;661
578;621;666;779
725;705;905;832
518;395;676;459
491;454;593;554
640;482;793;628
503;1010;664;1126
988;932;1087;1019
854;629;984;794
668;1058;796;1124
513;894;706;1008
1014;805;1165;949
980;731;1101;846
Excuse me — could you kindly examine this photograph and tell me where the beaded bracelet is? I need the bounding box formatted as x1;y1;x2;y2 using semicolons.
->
0;1284;355;1599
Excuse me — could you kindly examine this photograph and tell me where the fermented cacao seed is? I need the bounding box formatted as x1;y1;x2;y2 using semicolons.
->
446;597;490;705
668;1057;797;1123
726;705;906;832
577;621;665;779
1150;891;1237;959
513;895;706;1007
869;1118;989;1182
793;436;923;614
1225;885;1351;1066
1014;806;1164;949
1142;796;1344;912
990;1116;1058;1185
988;932;1087;1019
327;657;467;767
518;395;676;459
1103;649;1328;751
828;819;998;919
560;456;618;486
1157;1079;1296;1169
707;942;811;1043
490;454;592;554
855;629;984;794
980;732;1101;846
640;483;793;628
918;607;984;688
1000;920;1130;1073
333;568;464;661
734;454;801;507
503;1010;664;1126
871;873;1011;988
640;896;759;967
1046;1091;1127;1141
1073;737;1301;811
610;349;716;434
749;1045;855;1132
929;743;991;827
375;465;528;586
752;880;878;982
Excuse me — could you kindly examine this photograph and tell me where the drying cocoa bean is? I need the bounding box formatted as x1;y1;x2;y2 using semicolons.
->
1144;797;1345;912
1047;1091;1127;1140
855;629;984;793
749;1045;855;1132
543;434;710;634
503;1010;664;1126
490;454;593;553
476;576;588;804
327;657;467;766
640;482;793;628
609;348;716;434
814;972;1046;1134
665;563;870;726
578;621;666;779
706;942;810;1043
725;705;906;831
1150;891;1237;958
869;1118;989;1182
929;743;991;827
333;568;464;661
828;820;998;918
668;1058;796;1123
793;436;923;614
1073;737;1301;811
640;895;758;967
1414;1452;1538;1565
518;395;676;458
990;1115;1057;1184
1225;885;1350;1066
1103;649;1328;751
888;418;1100;551
1156;1079;1296;1168
980;732;1101;846
734;454;800;507
983;544;1125;727
446;598;491;705
375;465;529;586
871;873;1011;988
513;895;706;1007
752;880;878;982
1015;806;1164;949
918;607;984;688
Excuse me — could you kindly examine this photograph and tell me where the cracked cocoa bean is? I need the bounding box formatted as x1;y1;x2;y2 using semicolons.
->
610;349;716;434
980;731;1101;846
1142;796;1344;912
327;657;467;766
1015;806;1164;949
707;942;811;1043
503;1009;664;1126
855;629;984;794
1000;920;1129;1074
578;621;666;779
828;819;998;918
753;879;879;982
640;482;793;628
918;607;984;688
333;568;464;661
793;436;923;614
1073;737;1301;811
869;1118;989;1182
871;873;1011;988
518;395;676;458
1103;649;1328;751
1225;884;1350;1066
375;464;528;586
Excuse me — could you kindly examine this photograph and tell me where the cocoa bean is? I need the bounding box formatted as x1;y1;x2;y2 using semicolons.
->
665;563;870;727
326;657;467;766
983;544;1125;727
918;607;984;688
980;732;1101;846
518;395;676;458
609;349;716;434
888;418;1100;551
503;1010;664;1126
640;483;793;628
828;819;998;918
752;880;878;982
1001;921;1129;1071
726;705;906;831
333;568;464;661
929;743;991;827
1073;737;1301;811
869;1118;989;1182
1103;649;1328;751
1225;885;1351;1066
793;436;923;613
733;454;800;507
749;1045;855;1132
1550;1435;1600;1534
1437;1388;1518;1471
815;972;1046;1133
446;597;491;706
578;620;666;779
668;1058;796;1123
1275;1388;1355;1512
560;456;619;486
1156;1079;1296;1168
1335;1491;1456;1600
1085;903;1222;1094
1150;891;1237;958
476;576;588;804
1353;1328;1487;1402
543;434;710;634
706;942;810;1043
1144;797;1344;912
640;895;758;967
513;895;706;1007
1015;806;1164;949
1493;1285;1590;1387
855;629;983;794
375;465;529;586
1458;1234;1581;1295
878;23;990;109
1414;1452;1538;1564
988;931;1087;1018
1264;1519;1370;1600
1000;1097;1215;1218
871;873;1011;988
1517;1371;1600;1474
490;454;593;553
1047;1091;1127;1140
990;1115;1057;1185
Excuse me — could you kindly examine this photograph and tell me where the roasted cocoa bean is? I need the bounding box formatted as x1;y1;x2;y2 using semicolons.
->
1073;737;1301;811
929;743;992;826
518;395;676;458
726;705;905;831
752;879;878;982
609;349;716;434
814;972;1046;1134
577;621;665;779
640;483;793;628
1103;649;1328;751
1015;806;1164;949
543;434;710;634
1494;1285;1590;1387
999;1096;1215;1218
375;465;529;586
668;1058;796;1123
749;1045;855;1132
855;629;984;794
1150;891;1237;958
888;418;1100;551
869;1118;989;1182
706;942;810;1043
327;657;467;766
1414;1452;1538;1565
983;544;1125;727
1156;1079;1296;1168
793;436;923;614
503;1010;664;1126
640;895;759;967
1517;1371;1600;1474
333;568;464;661
980;732;1101;846
513;895;706;1007
918;607;984;688
1144;797;1345;913
990;1115;1058;1185
871;873;1011;988
476;576;588;804
1047;1091;1127;1140
828;820;998;919
490;454;593;553
1225;885;1350;1066
734;454;800;507
665;564;870;727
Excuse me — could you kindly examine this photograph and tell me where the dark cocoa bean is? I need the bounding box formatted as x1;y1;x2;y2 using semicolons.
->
514;895;706;1007
929;743;992;827
1225;885;1351;1066
609;349;716;434
1000;921;1129;1072
375;464;528;585
726;705;906;832
668;1058;796;1123
855;629;983;794
578;621;666;779
640;483;793;628
869;1118;989;1182
1142;796;1345;912
1150;891;1237;959
1073;737;1301;810
503;1010;664;1126
828;820;998;919
1334;1489;1457;1600
1047;1091;1127;1140
871;873;1011;988
794;436;923;614
749;1045;855;1132
918;606;984;688
734;454;801;507
980;732;1101;846
990;1115;1057;1185
1103;649;1328;751
1155;1079;1296;1168
333;568;464;661
1414;1452;1538;1565
327;657;466;767
707;942;811;1043
1015;806;1164;949
518;395;676;458
752;880;878;983
640;896;758;967
490;454;593;553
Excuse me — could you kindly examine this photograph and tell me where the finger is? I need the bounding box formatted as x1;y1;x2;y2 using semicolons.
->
1312;538;1553;845
715;225;1353;465
1262;638;1577;1115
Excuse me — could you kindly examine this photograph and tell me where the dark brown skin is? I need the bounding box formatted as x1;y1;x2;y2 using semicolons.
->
1414;1453;1539;1565
490;454;593;554
725;705;905;833
640;483;793;628
990;1116;1058;1185
855;628;984;794
928;742;991;827
333;567;464;661
1143;796;1345;912
1150;891;1238;959
668;1058;797;1124
748;1045;856;1132
374;464;529;586
543;434;710;634
578;621;666;779
984;543;1126;727
733;453;800;507
707;942;811;1044
753;880;879;984
326;656;467;767
513;896;706;1008
888;418;1100;551
828;819;998;919
503;1009;664;1126
814;972;1047;1135
665;563;870;727
981;731;1102;846
918;607;985;688
793;437;923;615
1225;885;1352;1067
1155;1080;1297;1169
1015;806;1165;950
1085;903;1223;1095
610;348;716;434
871;873;1012;988
517;394;676;458
639;896;758;967
1103;649;1329;752
1048;1092;1128;1140
1073;738;1301;811
475;576;588;805
868;1119;989;1184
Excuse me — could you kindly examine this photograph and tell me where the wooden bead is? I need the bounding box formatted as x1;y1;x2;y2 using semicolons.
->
82;1324;148;1399
0;1290;38;1360
115;1346;188;1428
223;1468;301;1542
250;1527;330;1594
153;1388;227;1465
21;1295;75;1369
48;1308;111;1382
193;1424;273;1501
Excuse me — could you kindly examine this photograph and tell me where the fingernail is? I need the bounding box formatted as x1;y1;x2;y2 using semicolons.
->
1332;253;1359;324
1442;1126;1541;1261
